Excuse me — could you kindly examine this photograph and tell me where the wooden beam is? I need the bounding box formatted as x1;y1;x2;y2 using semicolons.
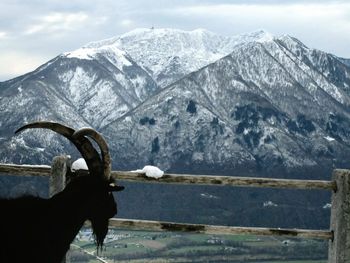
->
110;171;336;190
108;218;332;240
0;163;335;190
0;163;51;176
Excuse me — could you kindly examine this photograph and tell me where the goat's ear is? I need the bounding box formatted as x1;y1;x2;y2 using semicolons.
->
108;183;125;192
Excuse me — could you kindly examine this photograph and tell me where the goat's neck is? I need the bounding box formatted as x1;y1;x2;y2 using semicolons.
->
48;190;91;259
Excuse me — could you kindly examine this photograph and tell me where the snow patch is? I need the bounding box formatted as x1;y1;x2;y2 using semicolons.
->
65;47;95;60
263;201;278;207
324;136;336;142
71;158;88;171
64;45;132;68
323;203;331;209
192;152;204;162
200;193;219;199
130;165;164;179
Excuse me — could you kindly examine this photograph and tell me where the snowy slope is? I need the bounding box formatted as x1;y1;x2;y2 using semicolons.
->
1;47;159;131
85;28;274;87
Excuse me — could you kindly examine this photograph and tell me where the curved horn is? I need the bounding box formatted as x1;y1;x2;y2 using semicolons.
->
72;128;111;180
15;121;103;176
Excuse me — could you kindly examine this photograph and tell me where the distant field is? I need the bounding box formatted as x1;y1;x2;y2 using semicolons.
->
70;228;328;263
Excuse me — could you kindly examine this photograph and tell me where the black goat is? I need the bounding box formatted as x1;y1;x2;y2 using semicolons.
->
0;121;124;263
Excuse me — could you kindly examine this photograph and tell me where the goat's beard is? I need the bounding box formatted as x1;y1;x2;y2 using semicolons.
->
91;217;109;251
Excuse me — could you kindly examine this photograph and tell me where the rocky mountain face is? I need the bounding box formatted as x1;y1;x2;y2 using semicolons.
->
1;28;350;228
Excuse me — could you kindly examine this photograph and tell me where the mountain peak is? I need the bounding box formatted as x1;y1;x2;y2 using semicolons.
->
104;28;230;87
70;28;293;88
83;28;220;50
236;29;274;43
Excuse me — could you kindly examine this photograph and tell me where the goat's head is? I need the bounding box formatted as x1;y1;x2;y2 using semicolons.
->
15;121;124;248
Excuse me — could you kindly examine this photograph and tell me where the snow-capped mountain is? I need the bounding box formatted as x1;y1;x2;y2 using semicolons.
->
0;28;280;164
85;28;274;87
1;28;350;175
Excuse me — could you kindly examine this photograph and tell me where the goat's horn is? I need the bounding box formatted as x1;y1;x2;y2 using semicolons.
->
15;121;103;176
72;128;111;180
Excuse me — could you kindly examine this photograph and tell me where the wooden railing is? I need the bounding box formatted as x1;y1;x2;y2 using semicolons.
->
1;156;349;263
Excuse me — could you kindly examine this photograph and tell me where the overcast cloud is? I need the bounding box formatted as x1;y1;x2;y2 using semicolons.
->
0;0;349;81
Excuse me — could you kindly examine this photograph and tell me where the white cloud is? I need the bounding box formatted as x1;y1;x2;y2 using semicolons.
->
120;19;134;27
95;16;108;25
0;31;7;39
0;51;49;81
24;12;89;35
164;2;350;57
169;2;350;28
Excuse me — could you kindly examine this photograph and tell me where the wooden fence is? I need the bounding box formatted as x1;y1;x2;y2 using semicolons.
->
0;156;349;263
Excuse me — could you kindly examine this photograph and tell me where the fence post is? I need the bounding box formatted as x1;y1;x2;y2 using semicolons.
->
50;155;71;196
50;155;71;263
328;169;350;263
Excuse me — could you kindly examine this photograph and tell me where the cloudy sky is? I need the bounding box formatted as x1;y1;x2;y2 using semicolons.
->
0;0;349;81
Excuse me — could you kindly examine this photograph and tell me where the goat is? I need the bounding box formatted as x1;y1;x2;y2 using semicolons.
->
0;121;124;263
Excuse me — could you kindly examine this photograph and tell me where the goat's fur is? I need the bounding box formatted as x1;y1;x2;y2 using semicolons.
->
0;122;124;263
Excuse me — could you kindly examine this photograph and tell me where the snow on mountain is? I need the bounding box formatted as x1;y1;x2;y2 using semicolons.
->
1;47;159;131
61;44;161;126
64;45;133;69
85;28;275;87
